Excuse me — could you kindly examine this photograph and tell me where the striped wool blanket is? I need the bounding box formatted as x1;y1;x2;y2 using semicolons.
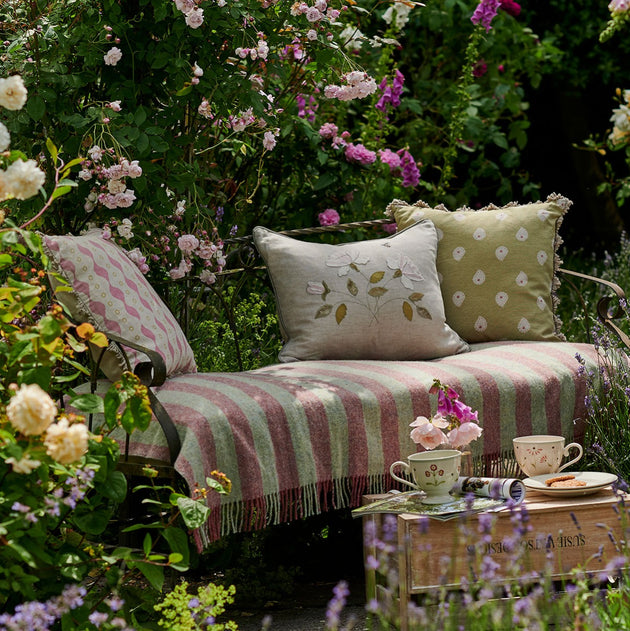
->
113;340;599;547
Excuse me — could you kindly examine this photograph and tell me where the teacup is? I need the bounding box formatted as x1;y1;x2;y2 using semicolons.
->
513;435;583;478
389;450;461;504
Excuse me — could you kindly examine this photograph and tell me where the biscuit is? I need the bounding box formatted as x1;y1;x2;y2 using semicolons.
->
549;479;587;488
545;475;575;486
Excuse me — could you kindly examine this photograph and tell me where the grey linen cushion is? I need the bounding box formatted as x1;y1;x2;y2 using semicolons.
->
253;221;470;362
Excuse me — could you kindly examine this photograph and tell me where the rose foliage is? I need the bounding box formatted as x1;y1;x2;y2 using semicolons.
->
0;0;561;326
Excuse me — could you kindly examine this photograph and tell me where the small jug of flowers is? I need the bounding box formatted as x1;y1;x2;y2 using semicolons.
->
410;379;483;451
390;380;483;494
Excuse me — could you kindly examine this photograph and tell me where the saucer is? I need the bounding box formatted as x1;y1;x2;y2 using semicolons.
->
523;471;618;497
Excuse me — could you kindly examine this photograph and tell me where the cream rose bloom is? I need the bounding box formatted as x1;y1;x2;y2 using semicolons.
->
44;417;89;464
0;122;10;152
0;159;46;200
6;383;57;435
5;456;42;474
0;75;28;111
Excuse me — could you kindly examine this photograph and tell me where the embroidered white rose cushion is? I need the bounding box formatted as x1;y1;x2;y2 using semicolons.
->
253;221;469;362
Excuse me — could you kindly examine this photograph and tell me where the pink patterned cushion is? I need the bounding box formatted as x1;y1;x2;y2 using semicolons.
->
42;230;197;380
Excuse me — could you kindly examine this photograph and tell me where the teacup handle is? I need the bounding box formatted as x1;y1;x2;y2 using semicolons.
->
558;442;584;472
389;460;418;490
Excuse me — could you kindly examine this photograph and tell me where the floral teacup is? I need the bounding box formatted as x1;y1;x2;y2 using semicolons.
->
513;435;583;478
389;449;462;504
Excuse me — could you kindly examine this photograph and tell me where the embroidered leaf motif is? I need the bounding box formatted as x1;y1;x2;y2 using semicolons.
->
347;279;358;296
322;281;331;300
370;271;385;283
315;305;333;319
336;304;347;324
409;292;425;303
416;306;432;319
368;287;388;297
402;301;413;322
393;269;402;278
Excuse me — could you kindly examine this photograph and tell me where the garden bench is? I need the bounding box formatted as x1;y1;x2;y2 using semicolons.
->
44;194;628;548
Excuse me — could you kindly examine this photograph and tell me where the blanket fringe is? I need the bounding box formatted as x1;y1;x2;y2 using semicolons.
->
196;459;520;550
197;473;389;550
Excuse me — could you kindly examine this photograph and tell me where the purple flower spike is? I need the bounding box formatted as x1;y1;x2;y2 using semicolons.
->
471;0;501;32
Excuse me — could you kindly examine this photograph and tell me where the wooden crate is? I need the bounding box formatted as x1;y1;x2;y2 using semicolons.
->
363;488;627;630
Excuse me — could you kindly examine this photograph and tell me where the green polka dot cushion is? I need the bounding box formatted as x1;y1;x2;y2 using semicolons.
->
386;194;571;343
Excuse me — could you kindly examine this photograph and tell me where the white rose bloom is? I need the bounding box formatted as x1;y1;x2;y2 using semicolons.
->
0;122;10;151
3;159;46;200
6;383;57;436
5;456;42;474
0;75;28;111
44;417;89;464
107;178;127;194
103;47;123;66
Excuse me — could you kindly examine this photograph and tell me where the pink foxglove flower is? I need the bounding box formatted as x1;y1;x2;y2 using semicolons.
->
410;379;482;451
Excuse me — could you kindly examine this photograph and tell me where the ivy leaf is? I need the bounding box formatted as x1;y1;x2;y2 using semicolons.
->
347;279;358;296
416;306;432;319
370;271;385;283
368;287;388;297
335;304;347;324
403;301;413;322
315;305;332;319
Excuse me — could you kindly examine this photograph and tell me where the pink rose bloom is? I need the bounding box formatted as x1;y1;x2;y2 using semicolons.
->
185;7;204;28
318;208;340;226
447;422;483;449
345;143;377;165
500;0;521;16
175;0;196;12
319;122;339;139
379;148;401;171
177;234;200;254
263;131;277;151
410;416;448;451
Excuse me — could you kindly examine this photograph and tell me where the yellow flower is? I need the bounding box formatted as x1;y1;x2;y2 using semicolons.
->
6;383;57;436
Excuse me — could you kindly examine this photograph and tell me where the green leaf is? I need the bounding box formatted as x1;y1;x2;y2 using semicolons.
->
38;314;62;344
408;293;425;303
46;138;58;164
163;526;190;570
131;561;164;592
370;271;385;283
27;95;46;121
101;470;127;503
51;186;72;200
59;553;84;581
143;532;152;556
69;393;104;414
315;304;332;319
104;388;123;429
346;279;358;296
176;496;211;529
72;507;113;535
